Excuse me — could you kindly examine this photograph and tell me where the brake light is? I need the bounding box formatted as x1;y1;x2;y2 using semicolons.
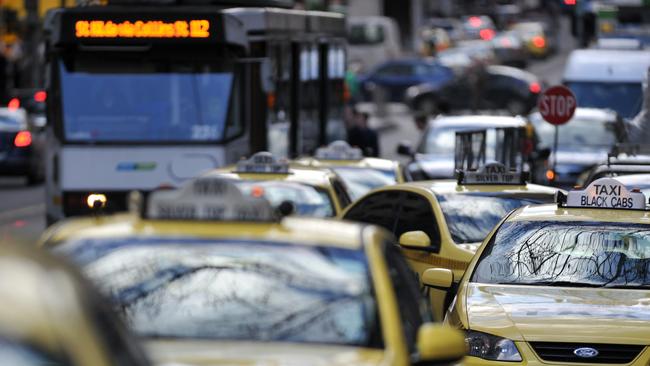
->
532;36;546;48
8;98;19;110
564;0;576;5
529;82;541;94
14;131;32;147
479;28;495;41
468;16;483;28
34;91;47;103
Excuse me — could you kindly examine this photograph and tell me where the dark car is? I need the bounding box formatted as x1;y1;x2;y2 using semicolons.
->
397;115;549;181
529;108;625;188
0;107;45;184
407;65;542;116
491;31;528;68
358;58;455;103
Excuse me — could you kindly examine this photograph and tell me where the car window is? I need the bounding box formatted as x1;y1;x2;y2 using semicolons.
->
395;192;441;252
236;181;335;217
382;241;431;355
332;167;397;201
532;115;618;148
472;221;650;289
376;64;414;77
57;238;381;348
343;190;401;232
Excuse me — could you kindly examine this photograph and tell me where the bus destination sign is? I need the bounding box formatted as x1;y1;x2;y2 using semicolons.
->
75;19;210;39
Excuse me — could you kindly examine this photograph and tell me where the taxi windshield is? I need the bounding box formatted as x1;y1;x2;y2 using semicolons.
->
59;59;239;143
236;181;335;217
332;167;397;201
56;238;380;347
472;221;650;288
436;193;541;244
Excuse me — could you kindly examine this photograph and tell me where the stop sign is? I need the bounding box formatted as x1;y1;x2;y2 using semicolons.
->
538;85;577;125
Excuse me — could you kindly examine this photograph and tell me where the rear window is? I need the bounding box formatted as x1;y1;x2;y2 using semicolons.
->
348;24;385;45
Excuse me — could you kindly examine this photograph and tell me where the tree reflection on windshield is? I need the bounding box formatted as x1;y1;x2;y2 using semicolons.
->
472;221;650;288
56;238;379;347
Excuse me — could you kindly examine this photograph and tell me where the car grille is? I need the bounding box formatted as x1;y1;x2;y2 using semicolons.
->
530;342;645;364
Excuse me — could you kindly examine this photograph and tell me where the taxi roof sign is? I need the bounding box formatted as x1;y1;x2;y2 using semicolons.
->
564;177;647;210
235;152;290;174
314;140;363;160
146;176;277;221
454;128;526;185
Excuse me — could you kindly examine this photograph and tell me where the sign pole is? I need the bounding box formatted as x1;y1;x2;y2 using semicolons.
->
553;125;559;175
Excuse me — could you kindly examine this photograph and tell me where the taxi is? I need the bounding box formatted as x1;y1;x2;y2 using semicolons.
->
441;177;650;365
293;141;406;201
40;175;466;366
210;151;351;216
0;243;150;366
340;128;562;320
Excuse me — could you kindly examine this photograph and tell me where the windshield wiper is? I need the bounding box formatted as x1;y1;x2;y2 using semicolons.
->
496;281;602;288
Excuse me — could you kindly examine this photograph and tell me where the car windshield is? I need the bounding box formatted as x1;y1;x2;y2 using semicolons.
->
348;24;385;45
420;126;498;155
235;181;335;217
59;59;238;143
332;167;397;201
436;193;542;244
472;221;650;288
566;81;643;119
532;115;617;148
56;238;379;347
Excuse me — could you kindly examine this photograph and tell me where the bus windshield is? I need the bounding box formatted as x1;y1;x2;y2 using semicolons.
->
59;60;238;143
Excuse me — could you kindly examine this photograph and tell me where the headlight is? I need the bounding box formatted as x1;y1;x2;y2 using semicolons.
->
466;330;522;362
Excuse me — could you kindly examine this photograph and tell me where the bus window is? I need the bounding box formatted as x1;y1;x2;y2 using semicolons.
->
58;59;241;144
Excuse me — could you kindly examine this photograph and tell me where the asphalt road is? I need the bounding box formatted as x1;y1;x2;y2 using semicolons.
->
0;18;577;245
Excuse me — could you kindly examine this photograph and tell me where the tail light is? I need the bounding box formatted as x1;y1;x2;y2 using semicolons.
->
532;36;546;48
7;98;20;110
529;82;542;94
479;28;495;41
14;131;32;147
34;91;47;103
564;0;576;5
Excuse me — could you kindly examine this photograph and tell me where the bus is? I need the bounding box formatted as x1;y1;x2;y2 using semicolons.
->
43;0;347;223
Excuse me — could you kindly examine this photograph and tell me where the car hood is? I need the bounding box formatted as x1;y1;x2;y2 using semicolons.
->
412;154;455;179
553;148;608;170
147;340;385;366
465;284;650;344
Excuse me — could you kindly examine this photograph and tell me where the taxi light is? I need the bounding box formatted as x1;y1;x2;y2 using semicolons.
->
632;188;641;193
545;169;556;181
14;131;32;147
34;91;46;103
7;97;20;110
479;28;495;41
86;193;107;209
532;36;546;48
529;82;541;94
468;16;483;28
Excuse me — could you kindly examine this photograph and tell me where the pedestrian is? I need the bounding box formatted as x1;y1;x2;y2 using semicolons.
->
347;110;380;157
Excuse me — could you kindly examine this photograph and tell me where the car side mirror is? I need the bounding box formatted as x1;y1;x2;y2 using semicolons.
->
416;323;466;363
396;141;414;157
399;231;430;249
421;268;454;289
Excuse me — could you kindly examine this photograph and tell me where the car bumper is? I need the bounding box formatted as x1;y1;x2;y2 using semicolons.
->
0;151;32;175
463;342;650;366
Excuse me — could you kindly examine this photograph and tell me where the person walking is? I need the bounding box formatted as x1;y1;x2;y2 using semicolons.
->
347;110;380;157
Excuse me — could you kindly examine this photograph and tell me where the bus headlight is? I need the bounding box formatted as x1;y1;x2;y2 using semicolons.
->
466;330;522;362
86;193;107;209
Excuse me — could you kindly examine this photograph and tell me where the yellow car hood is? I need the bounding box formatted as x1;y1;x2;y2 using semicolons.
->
147;339;385;366
466;284;650;344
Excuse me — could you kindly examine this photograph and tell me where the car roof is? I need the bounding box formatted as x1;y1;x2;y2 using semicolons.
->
611;173;650;187
508;203;650;225
530;107;617;124
428;115;527;129
367;179;559;196
293;157;398;171
41;214;372;250
207;166;335;189
563;49;650;82
486;65;538;82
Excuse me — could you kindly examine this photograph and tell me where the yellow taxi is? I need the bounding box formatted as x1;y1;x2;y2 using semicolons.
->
293;141;406;201
40;175;466;366
440;177;650;365
211;151;352;216
0;243;150;366
340;128;562;320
